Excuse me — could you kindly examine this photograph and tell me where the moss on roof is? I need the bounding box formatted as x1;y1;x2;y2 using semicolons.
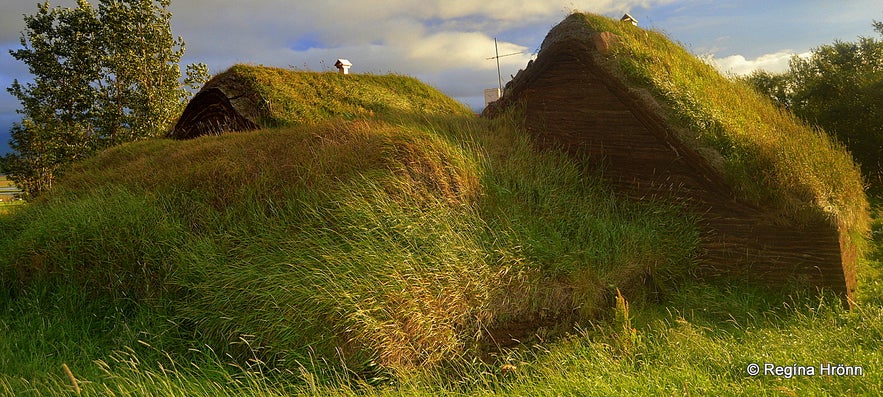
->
566;13;869;243
176;64;472;134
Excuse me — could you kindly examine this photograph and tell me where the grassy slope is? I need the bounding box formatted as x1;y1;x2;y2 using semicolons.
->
0;67;698;393
3;227;881;396
1;15;880;394
213;64;474;127
569;13;869;242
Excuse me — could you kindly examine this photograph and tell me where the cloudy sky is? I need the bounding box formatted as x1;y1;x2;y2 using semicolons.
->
1;0;881;155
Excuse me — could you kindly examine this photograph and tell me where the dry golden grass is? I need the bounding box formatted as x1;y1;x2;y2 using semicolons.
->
574;13;869;243
0;175;13;188
200;65;473;130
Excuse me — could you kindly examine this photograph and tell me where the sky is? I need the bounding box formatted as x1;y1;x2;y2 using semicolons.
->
1;0;881;155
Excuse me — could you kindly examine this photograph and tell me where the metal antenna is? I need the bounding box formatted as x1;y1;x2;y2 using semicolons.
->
486;38;522;92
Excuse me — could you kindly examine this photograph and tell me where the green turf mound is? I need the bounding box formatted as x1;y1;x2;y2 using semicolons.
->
1;102;698;375
1;14;881;397
169;65;472;139
484;13;869;301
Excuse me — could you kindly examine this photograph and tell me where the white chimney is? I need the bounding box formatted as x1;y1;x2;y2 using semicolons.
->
620;13;638;26
334;59;352;74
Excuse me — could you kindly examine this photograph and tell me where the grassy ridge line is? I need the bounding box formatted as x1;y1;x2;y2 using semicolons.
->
571;13;869;241
212;65;473;128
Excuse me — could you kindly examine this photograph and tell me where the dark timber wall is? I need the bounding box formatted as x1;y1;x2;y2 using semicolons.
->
484;25;854;300
169;71;264;140
170;88;259;139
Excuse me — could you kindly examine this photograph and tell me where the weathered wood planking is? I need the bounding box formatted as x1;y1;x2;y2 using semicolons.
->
484;23;854;302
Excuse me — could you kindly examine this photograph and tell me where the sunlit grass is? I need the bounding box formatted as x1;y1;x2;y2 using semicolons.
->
3;277;883;396
0;201;24;215
0;16;877;395
573;13;869;244
208;65;473;129
0;175;23;212
0;108;698;388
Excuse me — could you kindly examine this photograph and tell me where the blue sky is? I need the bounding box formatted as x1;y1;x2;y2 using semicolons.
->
1;0;881;155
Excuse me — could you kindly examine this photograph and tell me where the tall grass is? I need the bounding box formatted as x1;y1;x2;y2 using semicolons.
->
207;65;473;129
0;105;698;389
4;279;882;396
0;201;24;215
1;51;876;396
0;188;183;301
570;13;869;241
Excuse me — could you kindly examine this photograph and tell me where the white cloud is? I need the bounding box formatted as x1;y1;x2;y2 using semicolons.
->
408;31;531;71
424;1;561;21
0;0;689;116
709;50;811;76
160;0;667;110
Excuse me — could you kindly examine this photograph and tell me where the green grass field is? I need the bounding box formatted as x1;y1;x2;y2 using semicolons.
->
1;226;880;396
1;12;879;396
1;116;879;397
0;202;23;215
0;175;23;214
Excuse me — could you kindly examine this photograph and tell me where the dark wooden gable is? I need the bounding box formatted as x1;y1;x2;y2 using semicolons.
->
484;27;854;301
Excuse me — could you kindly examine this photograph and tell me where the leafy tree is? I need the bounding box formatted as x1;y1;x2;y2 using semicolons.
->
743;70;793;108
4;0;209;198
5;2;100;196
745;21;883;186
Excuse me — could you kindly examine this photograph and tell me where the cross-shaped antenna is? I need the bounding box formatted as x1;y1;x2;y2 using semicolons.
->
487;38;523;92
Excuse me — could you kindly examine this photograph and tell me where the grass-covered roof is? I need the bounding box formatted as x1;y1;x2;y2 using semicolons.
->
566;13;868;240
170;65;472;138
484;12;870;300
